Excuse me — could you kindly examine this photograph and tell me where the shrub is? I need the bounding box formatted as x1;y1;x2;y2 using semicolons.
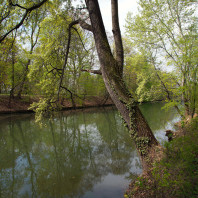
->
152;117;198;197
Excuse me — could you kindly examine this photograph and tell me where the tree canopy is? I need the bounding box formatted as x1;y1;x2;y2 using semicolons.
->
125;0;198;117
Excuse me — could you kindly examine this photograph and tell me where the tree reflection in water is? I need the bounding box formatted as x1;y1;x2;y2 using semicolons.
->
0;104;179;198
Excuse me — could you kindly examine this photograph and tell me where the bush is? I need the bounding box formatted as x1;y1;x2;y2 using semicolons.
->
151;118;198;197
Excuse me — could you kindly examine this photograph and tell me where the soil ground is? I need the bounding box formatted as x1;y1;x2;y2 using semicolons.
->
0;95;113;114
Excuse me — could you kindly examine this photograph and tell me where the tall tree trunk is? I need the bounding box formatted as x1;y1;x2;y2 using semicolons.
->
111;0;124;75
16;59;30;99
85;0;159;170
9;48;15;108
10;48;15;101
17;23;40;99
182;72;190;116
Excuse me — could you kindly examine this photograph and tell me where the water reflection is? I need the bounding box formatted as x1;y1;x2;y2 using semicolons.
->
139;103;180;143
0;103;179;198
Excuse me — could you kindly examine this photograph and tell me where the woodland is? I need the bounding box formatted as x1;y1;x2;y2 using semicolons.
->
0;0;198;197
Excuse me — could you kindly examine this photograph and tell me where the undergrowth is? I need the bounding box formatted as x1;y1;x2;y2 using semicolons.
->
126;117;198;198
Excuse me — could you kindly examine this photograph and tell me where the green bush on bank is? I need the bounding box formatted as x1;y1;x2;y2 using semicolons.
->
152;118;198;198
128;118;198;198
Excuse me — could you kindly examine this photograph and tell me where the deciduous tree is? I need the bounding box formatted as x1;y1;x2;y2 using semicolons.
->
81;0;159;170
125;0;198;117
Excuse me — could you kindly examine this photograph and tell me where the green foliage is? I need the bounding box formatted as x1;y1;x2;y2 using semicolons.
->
29;97;59;125
26;3;106;116
123;48;170;102
130;118;198;198
0;0;48;96
78;73;106;97
0;37;26;94
125;0;198;116
0;39;12;93
162;99;181;112
152;118;198;197
28;13;76;96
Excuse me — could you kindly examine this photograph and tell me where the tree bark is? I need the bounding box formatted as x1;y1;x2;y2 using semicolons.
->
10;48;15;99
85;0;158;170
111;0;124;75
57;20;79;101
16;59;30;99
17;24;40;99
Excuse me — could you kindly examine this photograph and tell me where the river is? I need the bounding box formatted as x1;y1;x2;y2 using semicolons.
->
0;103;180;198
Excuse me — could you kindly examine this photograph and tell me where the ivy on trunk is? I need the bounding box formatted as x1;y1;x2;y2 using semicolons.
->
84;0;159;170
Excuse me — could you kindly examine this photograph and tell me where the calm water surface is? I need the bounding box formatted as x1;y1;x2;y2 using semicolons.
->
0;103;180;198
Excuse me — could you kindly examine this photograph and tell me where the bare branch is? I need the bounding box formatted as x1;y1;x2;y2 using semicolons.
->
0;0;48;43
8;0;27;10
60;86;76;108
0;10;11;23
79;20;92;32
81;69;102;75
71;27;88;52
76;7;88;10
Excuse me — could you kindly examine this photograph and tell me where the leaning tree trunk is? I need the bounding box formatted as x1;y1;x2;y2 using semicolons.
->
85;0;159;170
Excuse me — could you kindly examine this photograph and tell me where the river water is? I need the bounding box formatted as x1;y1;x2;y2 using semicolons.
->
0;103;180;198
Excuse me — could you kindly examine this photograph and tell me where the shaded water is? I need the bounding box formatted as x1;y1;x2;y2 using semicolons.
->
0;103;180;198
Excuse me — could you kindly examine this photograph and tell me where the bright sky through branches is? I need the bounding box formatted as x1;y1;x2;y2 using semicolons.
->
99;0;138;34
73;0;138;34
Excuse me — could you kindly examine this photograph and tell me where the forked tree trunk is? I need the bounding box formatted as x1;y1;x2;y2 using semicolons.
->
85;0;159;170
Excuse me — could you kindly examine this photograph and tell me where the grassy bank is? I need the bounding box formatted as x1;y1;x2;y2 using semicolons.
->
126;117;198;198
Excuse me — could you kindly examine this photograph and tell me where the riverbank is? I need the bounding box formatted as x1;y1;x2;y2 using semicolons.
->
0;95;114;114
1;97;191;197
125;117;198;198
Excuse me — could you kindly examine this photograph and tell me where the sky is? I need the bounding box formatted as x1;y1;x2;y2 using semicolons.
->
73;0;138;34
99;0;137;34
98;0;138;34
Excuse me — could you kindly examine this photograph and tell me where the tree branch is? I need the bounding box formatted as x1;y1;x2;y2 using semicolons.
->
79;19;92;32
149;52;183;117
57;20;79;100
111;0;124;75
60;86;76;108
71;27;88;52
0;0;48;43
8;0;27;10
81;69;102;75
0;10;11;23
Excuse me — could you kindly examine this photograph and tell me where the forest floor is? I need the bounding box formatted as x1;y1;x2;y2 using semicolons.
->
0;94;113;114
